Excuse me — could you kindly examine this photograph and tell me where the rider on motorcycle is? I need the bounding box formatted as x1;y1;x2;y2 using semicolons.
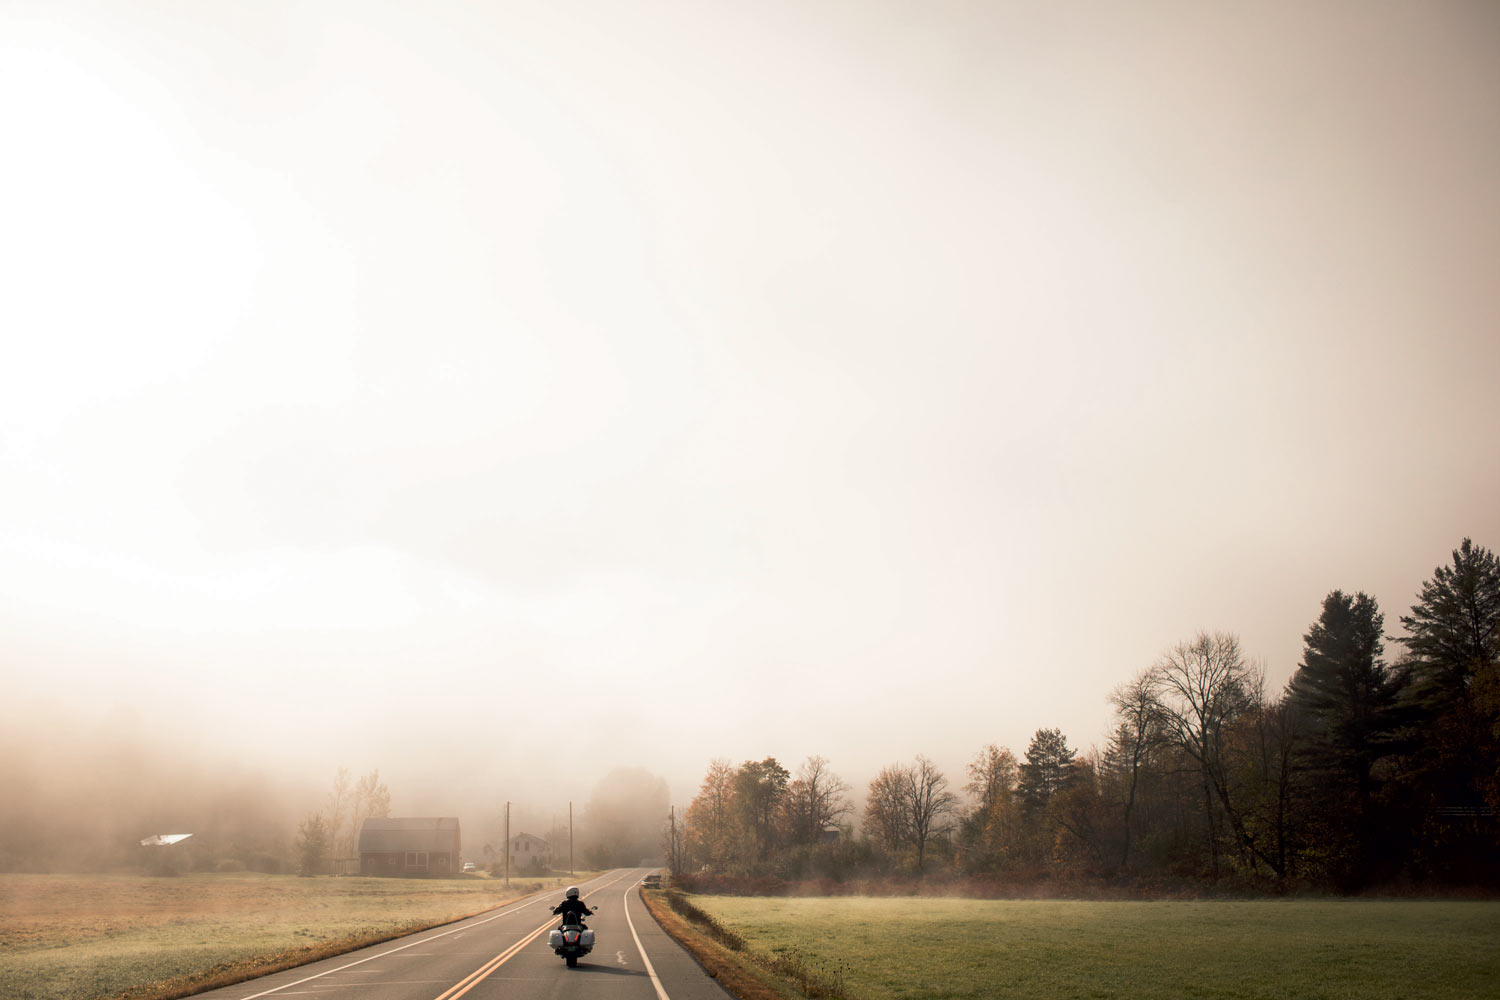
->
552;886;593;928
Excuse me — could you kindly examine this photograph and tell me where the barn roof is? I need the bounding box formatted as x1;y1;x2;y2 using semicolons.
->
358;817;460;853
140;833;193;847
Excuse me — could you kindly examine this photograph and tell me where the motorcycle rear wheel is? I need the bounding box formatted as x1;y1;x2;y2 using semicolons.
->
566;954;578;968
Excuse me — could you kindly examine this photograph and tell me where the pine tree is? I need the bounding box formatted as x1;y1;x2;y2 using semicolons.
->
1018;728;1076;814
1399;538;1500;710
1396;539;1500;878
1287;590;1405;883
1288;590;1403;810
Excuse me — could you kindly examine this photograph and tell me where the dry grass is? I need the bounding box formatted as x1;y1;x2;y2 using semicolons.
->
0;871;590;1000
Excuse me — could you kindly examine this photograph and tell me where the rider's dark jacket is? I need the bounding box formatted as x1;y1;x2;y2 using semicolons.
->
552;897;593;923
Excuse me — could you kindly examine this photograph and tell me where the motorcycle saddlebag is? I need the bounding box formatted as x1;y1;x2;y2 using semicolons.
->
579;929;595;948
548;930;564;949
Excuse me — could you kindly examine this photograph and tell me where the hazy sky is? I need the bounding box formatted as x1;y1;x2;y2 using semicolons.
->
3;1;1498;820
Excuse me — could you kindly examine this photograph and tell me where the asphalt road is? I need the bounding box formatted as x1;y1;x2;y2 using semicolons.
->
199;868;734;1000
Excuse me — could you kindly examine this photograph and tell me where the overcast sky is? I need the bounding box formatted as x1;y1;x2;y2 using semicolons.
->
3;1;1498;820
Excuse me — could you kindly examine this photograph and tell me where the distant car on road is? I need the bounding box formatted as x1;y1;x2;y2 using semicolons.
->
462;861;476;872
641;873;662;888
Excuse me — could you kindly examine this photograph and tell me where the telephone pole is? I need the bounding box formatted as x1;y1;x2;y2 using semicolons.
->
569;801;574;877
504;801;510;888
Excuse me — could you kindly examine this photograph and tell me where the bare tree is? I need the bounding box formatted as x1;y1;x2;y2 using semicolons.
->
907;756;957;872
864;764;911;855
863;756;957;872
662;806;685;877
323;768;352;862
780;755;851;846
1149;631;1272;878
1107;669;1161;871
347;770;391;858
1237;693;1301;880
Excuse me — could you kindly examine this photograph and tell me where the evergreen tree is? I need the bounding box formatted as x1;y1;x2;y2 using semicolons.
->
1286;590;1404;883
1288;590;1403;811
1018;728;1076;814
1396;539;1500;879
1399;538;1500;710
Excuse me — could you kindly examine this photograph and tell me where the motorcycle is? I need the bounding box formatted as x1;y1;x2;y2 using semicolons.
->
548;904;599;968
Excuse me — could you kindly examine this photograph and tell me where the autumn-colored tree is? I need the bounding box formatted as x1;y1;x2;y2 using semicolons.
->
684;758;737;871
958;744;1021;873
1048;754;1108;871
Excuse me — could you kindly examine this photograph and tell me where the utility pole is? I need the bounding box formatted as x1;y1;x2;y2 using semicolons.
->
569;801;574;877
669;805;677;875
504;801;510;888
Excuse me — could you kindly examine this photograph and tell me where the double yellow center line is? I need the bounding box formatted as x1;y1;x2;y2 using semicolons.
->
431;915;556;1000
432;869;633;1000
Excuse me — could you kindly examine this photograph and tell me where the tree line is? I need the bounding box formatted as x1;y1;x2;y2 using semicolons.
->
672;538;1500;890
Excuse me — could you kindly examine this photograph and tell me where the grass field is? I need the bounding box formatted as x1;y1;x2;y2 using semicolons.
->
0;871;587;1000
686;894;1500;1000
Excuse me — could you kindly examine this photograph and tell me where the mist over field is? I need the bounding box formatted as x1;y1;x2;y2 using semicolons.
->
3;1;1499;877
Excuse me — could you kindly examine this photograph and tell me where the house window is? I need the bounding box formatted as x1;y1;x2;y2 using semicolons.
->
405;851;429;869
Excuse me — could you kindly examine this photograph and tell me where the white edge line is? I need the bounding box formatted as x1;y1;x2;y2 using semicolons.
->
623;874;672;1000
232;871;624;1000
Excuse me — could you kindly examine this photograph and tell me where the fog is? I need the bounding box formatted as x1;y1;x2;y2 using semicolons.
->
3;1;1498;869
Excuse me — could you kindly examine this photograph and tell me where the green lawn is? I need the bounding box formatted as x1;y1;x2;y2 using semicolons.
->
688;895;1500;1000
0;871;586;1000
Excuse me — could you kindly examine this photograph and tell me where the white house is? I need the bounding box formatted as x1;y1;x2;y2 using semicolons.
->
509;832;551;872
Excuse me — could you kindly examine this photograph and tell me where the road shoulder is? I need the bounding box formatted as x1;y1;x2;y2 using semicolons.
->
637;887;812;1000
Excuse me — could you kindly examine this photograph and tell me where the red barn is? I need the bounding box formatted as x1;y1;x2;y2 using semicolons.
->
358;817;461;876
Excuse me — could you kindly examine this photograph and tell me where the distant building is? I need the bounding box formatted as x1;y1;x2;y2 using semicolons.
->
509;832;551;872
819;826;842;845
358;817;461;876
